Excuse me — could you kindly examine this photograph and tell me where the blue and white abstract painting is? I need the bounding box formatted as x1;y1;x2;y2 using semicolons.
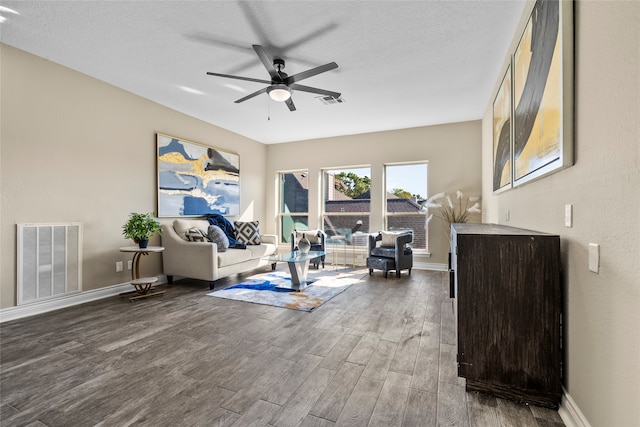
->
157;134;240;217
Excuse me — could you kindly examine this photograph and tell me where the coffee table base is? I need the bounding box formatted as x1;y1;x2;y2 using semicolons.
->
275;259;311;291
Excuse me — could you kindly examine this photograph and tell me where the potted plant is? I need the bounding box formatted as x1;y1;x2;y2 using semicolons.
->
122;212;161;248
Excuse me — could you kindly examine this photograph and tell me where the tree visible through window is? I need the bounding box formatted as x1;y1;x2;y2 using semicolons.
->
322;167;371;247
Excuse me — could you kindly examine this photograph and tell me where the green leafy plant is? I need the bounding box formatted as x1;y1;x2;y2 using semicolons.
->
122;212;161;242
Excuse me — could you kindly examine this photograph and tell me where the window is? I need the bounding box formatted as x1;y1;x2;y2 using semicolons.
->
322;167;371;247
385;163;428;251
278;171;309;243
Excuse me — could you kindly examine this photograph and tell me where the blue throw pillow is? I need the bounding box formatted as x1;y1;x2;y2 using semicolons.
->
208;225;230;252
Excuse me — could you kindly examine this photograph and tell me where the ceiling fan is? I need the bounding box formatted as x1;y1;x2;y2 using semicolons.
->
206;45;340;111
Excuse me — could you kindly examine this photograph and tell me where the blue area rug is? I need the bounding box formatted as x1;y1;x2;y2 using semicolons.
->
207;269;364;311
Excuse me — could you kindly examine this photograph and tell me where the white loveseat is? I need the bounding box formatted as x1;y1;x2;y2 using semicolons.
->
161;219;278;289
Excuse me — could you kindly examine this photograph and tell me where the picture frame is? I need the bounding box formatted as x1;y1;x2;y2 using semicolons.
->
156;133;240;217
493;63;513;192
511;0;573;187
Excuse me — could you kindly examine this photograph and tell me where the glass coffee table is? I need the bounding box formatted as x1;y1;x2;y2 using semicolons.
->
267;251;327;291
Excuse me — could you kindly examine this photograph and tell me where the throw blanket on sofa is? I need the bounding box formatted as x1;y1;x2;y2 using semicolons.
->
205;214;246;249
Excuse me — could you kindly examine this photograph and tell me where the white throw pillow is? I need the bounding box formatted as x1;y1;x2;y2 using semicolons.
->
294;229;321;244
380;231;401;247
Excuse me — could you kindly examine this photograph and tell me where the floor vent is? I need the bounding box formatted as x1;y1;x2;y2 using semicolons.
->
17;223;82;305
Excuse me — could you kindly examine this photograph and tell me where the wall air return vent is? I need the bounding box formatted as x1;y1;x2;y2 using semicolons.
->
17;223;83;305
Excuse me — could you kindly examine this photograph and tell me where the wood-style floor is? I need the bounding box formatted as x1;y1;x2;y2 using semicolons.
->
0;268;565;427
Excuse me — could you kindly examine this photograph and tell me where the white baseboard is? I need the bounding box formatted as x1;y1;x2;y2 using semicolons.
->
330;261;449;272
559;387;591;427
0;276;167;323
414;262;448;271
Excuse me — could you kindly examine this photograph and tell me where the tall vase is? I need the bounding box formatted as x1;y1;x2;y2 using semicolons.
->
298;234;311;254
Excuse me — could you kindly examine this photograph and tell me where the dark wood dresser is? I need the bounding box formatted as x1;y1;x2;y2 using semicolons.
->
450;223;562;408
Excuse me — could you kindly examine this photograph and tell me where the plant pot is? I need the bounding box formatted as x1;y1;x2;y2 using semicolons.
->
138;239;149;249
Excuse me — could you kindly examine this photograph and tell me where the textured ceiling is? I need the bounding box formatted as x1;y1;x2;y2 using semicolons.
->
0;1;526;144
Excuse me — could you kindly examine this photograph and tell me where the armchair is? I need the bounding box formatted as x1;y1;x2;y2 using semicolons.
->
366;231;413;278
291;229;326;269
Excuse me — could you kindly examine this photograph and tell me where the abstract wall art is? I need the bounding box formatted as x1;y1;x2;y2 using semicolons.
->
493;64;512;192
493;0;573;192
157;134;240;217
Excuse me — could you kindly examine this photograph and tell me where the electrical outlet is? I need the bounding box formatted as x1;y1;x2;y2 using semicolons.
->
116;261;123;272
505;209;510;222
127;260;133;270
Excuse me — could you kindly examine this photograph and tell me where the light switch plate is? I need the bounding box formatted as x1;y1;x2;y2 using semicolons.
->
589;243;599;273
565;204;573;227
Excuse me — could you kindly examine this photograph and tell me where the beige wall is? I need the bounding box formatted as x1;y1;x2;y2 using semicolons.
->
265;121;482;266
0;44;267;308
0;44;482;306
482;1;640;426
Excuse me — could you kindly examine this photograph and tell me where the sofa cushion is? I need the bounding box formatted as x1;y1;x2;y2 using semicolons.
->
217;248;252;267
245;243;277;258
185;227;209;242
235;221;261;245
371;246;397;258
173;219;210;241
208;225;229;252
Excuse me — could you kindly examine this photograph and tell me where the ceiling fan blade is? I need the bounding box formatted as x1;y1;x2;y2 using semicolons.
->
290;83;341;99
206;72;271;85
235;87;268;103
252;45;281;82
285;62;338;85
187;33;253;54
285;97;297;111
281;22;338;53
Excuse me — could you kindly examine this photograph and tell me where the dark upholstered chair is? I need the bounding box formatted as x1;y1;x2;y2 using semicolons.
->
366;231;413;278
291;229;326;269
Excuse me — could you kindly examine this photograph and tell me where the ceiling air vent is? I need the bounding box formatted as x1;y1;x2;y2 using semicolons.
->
316;95;345;105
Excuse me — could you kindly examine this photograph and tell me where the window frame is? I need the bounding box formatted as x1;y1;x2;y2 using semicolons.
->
383;161;429;253
277;170;310;244
321;166;372;248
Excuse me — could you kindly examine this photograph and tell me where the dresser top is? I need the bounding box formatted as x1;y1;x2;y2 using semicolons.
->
451;223;558;237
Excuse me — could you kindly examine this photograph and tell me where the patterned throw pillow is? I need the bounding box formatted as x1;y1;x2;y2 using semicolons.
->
234;221;261;245
185;227;209;242
208;225;230;252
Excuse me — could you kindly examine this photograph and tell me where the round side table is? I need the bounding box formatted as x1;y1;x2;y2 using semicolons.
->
119;246;165;301
119;246;164;280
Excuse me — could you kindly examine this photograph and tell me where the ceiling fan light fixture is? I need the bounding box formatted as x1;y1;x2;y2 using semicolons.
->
267;85;291;102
